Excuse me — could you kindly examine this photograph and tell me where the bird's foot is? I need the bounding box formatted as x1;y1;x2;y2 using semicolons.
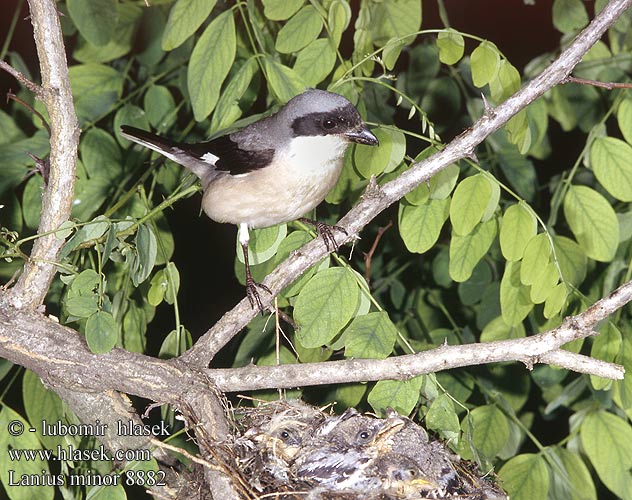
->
246;277;272;313
299;218;348;251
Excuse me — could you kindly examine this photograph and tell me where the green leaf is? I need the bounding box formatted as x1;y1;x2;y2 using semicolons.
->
86;484;127;500
614;333;632;410
398;198;450;254
367;377;424;416
368;0;422;46
468;405;510;458
188;10;236;121
237;224;287;265
590;324;622;390
553;235;587;286
65;295;99;318
162;0;217;51
69;64;124;124
498;144;537;202
68;269;100;297
553;0;589;33
341;312;398;359
520;233;552;286
67;0;118;46
529;262;559;304
450;174;493;236
563;185;619;262
148;269;167;306
549;448;597;500
617;98;632;145
425;393;460;442
458;261;492;305
295;268;359;348
262;0;304;20
437;29;464;65
133;224;157;286
0;407;54;500
275;231;321;297
122;303;147;353
114;104;150;147
294;39;337;87
329;0;352;45
470;40;500;88
581;411;632;498
544;283;568;319
21;175;43;230
490;59;521;103
80;128;122;180
164;262;180;305
73;3;142;63
354;127;406;177
449;218;497;282
159;328;192;359
22;370;65;451
590;137;632;202
499;454;550;500
144;85;176;130
430;163;460;200
481;315;525;342
500;261;533;326
210;58;258;133
500;204;536;261
275;6;323;54
263;57;307;104
85;311;117;354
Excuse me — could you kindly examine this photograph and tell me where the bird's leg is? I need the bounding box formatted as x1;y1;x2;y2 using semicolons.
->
298;217;348;252
239;223;271;312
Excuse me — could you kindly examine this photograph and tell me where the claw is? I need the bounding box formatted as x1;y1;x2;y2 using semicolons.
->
299;217;348;251
246;277;272;313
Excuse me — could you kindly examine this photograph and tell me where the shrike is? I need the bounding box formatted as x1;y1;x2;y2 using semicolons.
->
120;89;378;310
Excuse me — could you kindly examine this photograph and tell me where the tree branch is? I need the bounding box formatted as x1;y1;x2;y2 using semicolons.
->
180;0;632;367
7;0;79;310
0;59;44;96
1;276;628;408
206;278;631;391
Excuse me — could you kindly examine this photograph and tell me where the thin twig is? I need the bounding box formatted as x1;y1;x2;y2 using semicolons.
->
563;75;632;89
0;59;43;96
363;220;393;285
7;91;51;135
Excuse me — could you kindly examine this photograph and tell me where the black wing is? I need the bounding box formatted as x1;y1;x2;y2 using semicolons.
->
200;135;275;175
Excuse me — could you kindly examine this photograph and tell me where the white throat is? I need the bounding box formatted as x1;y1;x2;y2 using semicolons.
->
284;135;349;173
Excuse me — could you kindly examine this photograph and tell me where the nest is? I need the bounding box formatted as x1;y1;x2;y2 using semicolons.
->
195;400;509;500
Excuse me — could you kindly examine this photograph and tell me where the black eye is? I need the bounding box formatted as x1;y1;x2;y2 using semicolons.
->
280;430;290;440
357;429;374;443
323;118;337;130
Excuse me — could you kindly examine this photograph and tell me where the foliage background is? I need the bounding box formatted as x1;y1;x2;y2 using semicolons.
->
1;0;632;499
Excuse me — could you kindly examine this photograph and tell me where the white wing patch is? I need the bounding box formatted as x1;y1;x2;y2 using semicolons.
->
201;151;219;164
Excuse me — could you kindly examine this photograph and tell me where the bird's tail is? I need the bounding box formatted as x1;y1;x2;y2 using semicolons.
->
120;125;216;183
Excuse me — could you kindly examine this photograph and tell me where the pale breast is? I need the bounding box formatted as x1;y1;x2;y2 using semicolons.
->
201;135;349;228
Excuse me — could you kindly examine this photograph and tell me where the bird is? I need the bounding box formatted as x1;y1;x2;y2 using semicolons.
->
120;89;378;311
293;409;408;491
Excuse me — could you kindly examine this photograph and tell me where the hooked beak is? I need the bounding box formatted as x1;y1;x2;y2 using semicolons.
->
345;126;379;146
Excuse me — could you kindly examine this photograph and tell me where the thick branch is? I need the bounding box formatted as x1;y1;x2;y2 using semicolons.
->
2;276;627;404
8;0;79;309
181;0;632;367
208;279;632;391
